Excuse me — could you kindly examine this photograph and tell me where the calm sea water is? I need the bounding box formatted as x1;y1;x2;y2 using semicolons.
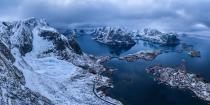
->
75;32;210;105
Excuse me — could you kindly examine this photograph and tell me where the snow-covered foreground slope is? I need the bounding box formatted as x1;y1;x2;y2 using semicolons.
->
0;39;53;105
15;55;120;105
0;18;122;105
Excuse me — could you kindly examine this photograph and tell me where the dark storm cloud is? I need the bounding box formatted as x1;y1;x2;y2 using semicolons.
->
0;0;210;31
21;0;120;23
0;0;20;8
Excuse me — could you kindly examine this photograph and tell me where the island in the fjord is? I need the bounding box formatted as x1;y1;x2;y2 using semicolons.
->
147;64;210;101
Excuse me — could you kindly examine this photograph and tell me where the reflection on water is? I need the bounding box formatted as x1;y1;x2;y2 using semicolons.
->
75;32;210;105
75;33;134;56
107;45;134;56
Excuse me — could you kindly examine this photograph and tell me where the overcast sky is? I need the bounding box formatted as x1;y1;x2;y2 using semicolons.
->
0;0;210;31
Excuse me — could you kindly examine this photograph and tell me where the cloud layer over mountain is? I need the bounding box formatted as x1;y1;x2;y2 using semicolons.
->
0;0;210;31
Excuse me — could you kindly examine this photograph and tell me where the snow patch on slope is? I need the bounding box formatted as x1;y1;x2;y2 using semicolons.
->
31;27;54;56
14;53;120;105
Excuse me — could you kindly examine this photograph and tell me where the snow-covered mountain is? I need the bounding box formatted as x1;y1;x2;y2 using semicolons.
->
136;28;180;46
92;27;180;48
0;18;122;105
92;27;136;48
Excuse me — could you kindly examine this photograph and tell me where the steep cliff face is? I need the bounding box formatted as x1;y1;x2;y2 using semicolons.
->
68;38;83;55
0;18;47;56
0;40;53;105
0;18;121;105
11;22;33;56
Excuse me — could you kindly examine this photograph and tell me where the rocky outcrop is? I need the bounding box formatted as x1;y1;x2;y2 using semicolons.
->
0;41;15;62
68;38;83;55
37;29;104;71
92;27;136;48
55;29;83;55
12;23;33;56
39;30;69;51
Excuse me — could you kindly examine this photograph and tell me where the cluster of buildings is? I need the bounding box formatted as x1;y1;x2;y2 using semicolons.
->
147;65;210;101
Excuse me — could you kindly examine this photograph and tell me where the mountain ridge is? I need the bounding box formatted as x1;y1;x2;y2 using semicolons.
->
0;18;122;105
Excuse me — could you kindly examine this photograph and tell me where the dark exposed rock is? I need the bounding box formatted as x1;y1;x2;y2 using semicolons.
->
55;28;83;55
0;21;34;56
15;27;33;56
0;41;15;63
68;38;83;55
39;30;68;51
39;30;83;55
39;30;60;41
23;18;48;29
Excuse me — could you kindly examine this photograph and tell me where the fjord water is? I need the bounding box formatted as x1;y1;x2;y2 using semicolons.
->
76;32;210;105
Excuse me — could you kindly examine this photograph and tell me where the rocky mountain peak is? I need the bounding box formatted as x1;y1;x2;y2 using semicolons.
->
22;17;48;28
